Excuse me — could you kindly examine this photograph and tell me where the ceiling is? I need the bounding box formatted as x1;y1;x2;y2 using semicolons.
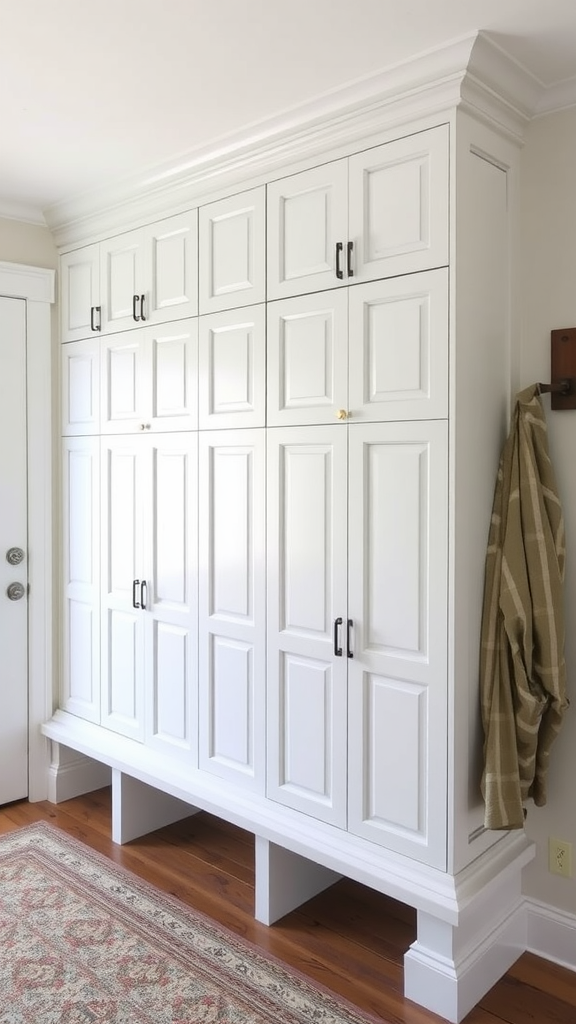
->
2;0;576;223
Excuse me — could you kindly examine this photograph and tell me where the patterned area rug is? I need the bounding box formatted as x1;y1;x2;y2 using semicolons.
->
0;823;381;1024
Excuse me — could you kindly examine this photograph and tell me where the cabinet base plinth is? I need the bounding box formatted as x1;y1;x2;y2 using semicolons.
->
111;770;199;844
255;836;341;924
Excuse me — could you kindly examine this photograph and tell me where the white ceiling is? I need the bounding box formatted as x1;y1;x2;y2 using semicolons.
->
2;0;576;223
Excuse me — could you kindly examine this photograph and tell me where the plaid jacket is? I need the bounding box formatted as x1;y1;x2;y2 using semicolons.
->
480;385;569;829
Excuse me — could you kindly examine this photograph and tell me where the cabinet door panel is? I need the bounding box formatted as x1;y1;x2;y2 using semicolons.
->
145;434;198;759
267;161;348;299
199;306;265;429
100;229;144;333
267;426;347;826
101;333;145;433
349;125;449;281
61;438;100;722
60;245;100;343
348;268;448;421
267;290;348;426
198;430;265;789
149;320;198;431
61;340;100;435
347;421;448;867
101;438;145;740
147;211;198;321
199;188;265;313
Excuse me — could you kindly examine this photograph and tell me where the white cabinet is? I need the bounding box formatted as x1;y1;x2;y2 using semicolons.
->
267;420;448;866
101;319;198;433
100;433;198;754
61;437;100;723
198;305;265;429
60;211;198;342
61;340;100;435
198;429;266;789
267;269;448;426
199;188;266;313
267;125;448;299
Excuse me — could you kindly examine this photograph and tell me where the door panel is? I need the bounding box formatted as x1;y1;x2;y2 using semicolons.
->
60;244;100;343
149;320;198;431
147;210;198;321
100;229;144;333
61;340;100;435
267;160;348;299
347;421;448;868
101;333;145;433
267;426;347;826
198;430;265;788
199;305;265;429
0;297;28;802
199;188;265;313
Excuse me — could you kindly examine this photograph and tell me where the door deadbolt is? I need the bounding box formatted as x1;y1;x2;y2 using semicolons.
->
7;582;26;601
6;547;25;566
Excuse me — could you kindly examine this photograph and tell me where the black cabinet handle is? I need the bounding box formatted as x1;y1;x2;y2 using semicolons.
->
90;306;101;332
335;242;344;280
132;579;140;609
333;616;343;656
139;294;146;322
132;294;140;322
347;618;354;658
347;241;354;278
140;579;147;610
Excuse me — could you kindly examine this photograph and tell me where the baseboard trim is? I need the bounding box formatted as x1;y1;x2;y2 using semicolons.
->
525;897;576;973
48;751;112;804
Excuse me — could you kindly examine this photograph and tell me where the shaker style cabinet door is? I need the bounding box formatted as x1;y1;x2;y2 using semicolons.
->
100;228;145;334
347;420;448;869
267;160;348;300
61;339;100;435
146;210;198;323
199;188;265;314
348;125;449;282
198;429;266;790
267;289;348;426
61;437;101;723
60;244;101;343
266;425;348;827
199;305;265;429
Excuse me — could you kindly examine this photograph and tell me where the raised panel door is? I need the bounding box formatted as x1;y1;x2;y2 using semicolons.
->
267;160;348;300
146;210;198;322
348;125;449;282
198;305;265;429
61;438;100;723
100;229;145;333
347;421;448;867
267;426;348;826
199;188;265;313
198;429;265;789
144;434;198;759
101;332;146;433
100;437;145;740
267;290;348;426
148;320;198;431
61;339;100;436
60;244;101;343
348;268;449;421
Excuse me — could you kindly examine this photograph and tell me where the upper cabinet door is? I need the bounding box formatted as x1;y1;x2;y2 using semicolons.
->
199;187;265;314
267;160;348;300
348;125;449;282
146;210;198;321
100;228;146;334
198;305;265;429
60;244;101;343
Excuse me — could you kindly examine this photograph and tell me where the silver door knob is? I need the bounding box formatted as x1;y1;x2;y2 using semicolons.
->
7;582;25;601
6;547;25;565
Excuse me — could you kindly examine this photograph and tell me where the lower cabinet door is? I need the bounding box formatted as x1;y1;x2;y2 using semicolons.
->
144;433;198;760
267;425;348;827
61;437;101;723
198;429;266;789
347;421;448;869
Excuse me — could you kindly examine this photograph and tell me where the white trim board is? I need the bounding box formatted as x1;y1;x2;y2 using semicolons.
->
526;898;576;973
0;262;55;802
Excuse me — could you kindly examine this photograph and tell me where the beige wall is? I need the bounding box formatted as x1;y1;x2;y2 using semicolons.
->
0;217;57;269
519;106;576;913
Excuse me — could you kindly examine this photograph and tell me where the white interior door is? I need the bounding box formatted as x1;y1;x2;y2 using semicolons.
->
0;297;28;803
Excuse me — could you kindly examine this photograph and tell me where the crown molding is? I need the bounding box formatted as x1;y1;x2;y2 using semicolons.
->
534;77;576;116
46;30;546;249
0;201;47;226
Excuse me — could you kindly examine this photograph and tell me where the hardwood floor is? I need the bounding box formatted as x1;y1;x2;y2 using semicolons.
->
1;789;574;1023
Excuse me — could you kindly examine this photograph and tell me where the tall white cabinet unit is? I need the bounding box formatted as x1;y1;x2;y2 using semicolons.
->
45;38;539;1024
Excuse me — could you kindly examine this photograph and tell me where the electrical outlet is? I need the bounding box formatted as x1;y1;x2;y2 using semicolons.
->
549;838;573;878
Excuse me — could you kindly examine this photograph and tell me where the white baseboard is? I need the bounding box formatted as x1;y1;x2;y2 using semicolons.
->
525;898;576;973
48;751;112;804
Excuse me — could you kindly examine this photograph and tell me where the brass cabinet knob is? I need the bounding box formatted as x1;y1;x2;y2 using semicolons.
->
336;409;348;420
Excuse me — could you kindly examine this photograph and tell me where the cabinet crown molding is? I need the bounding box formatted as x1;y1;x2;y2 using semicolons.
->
49;31;541;249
